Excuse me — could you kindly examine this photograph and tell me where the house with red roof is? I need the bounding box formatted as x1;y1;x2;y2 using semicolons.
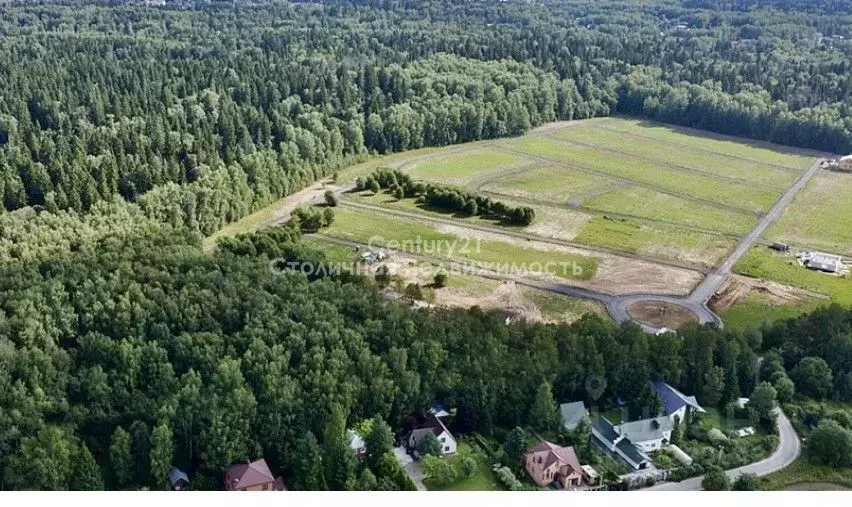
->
524;440;584;489
224;458;286;491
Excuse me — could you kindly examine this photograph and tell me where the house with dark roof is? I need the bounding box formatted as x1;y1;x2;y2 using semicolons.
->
591;417;651;471
224;458;286;491
524;440;584;488
406;413;457;457
167;467;189;491
559;401;589;431
653;380;705;423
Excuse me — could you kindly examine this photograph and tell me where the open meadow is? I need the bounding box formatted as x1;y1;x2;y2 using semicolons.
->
767;171;852;256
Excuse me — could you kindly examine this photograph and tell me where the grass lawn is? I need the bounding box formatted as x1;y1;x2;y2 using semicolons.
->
766;171;852;256
507;137;779;212
424;441;503;491
590;117;815;171
523;288;609;322
720;292;825;333
302;238;360;265
583;186;756;235
598;408;624;425
482;164;618;203
700;408;750;431
407;150;530;185
759;458;852;490
573;216;736;267
324;207;599;281
734;248;852;305
552;124;800;190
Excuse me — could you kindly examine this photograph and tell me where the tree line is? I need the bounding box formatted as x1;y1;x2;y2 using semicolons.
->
356;167;535;225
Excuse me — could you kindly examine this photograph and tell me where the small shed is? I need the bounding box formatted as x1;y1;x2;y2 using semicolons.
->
167;467;190;491
770;242;788;252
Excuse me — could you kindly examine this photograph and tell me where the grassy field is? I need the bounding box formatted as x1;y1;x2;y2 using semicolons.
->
407;150;530;185
583;186;756;235
719;292;824;333
523;287;609;321
767;171;852;256
759;458;852;490
734;248;852;305
423;441;503;491
590;117;816;170
482;164;618;203
324;207;599;281
552;125;800;190
506;137;779;212
573;216;736;267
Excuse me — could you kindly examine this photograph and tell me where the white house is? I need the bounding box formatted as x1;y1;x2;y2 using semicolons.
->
407;413;457;456
347;429;367;461
614;415;673;452
653;381;705;424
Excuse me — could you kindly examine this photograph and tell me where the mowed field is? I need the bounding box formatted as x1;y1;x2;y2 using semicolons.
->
767;171;852;256
360;116;820;269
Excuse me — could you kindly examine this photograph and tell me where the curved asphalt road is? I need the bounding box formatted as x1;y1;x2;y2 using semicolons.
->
644;409;801;491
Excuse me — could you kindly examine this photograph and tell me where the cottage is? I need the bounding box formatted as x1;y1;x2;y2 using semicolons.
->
524;440;584;488
407;413;457;457
348;429;367;462
167;467;190;491
224;458;286;491
654;380;706;423
559;401;589;431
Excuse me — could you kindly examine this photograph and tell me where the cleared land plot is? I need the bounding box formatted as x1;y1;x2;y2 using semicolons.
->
406;150;530;185
552;125;800;190
481;165;618;203
506;137;778;212
573;216;736;267
627;300;699;329
711;274;828;332
323;208;599;281
583;186;756;235
306;236;607;324
590;117;816;170
767;171;852;256
720;292;823;334
734;248;852;305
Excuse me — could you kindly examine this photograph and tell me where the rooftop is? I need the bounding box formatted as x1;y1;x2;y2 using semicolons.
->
653;381;705;416
559;401;589;430
225;459;275;490
616;415;673;443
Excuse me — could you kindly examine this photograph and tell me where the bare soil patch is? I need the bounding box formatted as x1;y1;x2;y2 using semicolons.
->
627;301;699;328
709;274;828;313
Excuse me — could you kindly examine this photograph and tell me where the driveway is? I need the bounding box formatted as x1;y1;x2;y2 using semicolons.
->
643;409;800;491
393;446;427;491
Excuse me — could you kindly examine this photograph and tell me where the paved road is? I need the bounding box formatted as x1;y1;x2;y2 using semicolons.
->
644;409;801;491
686;158;823;306
392;446;426;491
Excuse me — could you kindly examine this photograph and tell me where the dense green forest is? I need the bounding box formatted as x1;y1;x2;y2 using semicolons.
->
2;207;852;490
1;0;850;226
1;0;851;491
